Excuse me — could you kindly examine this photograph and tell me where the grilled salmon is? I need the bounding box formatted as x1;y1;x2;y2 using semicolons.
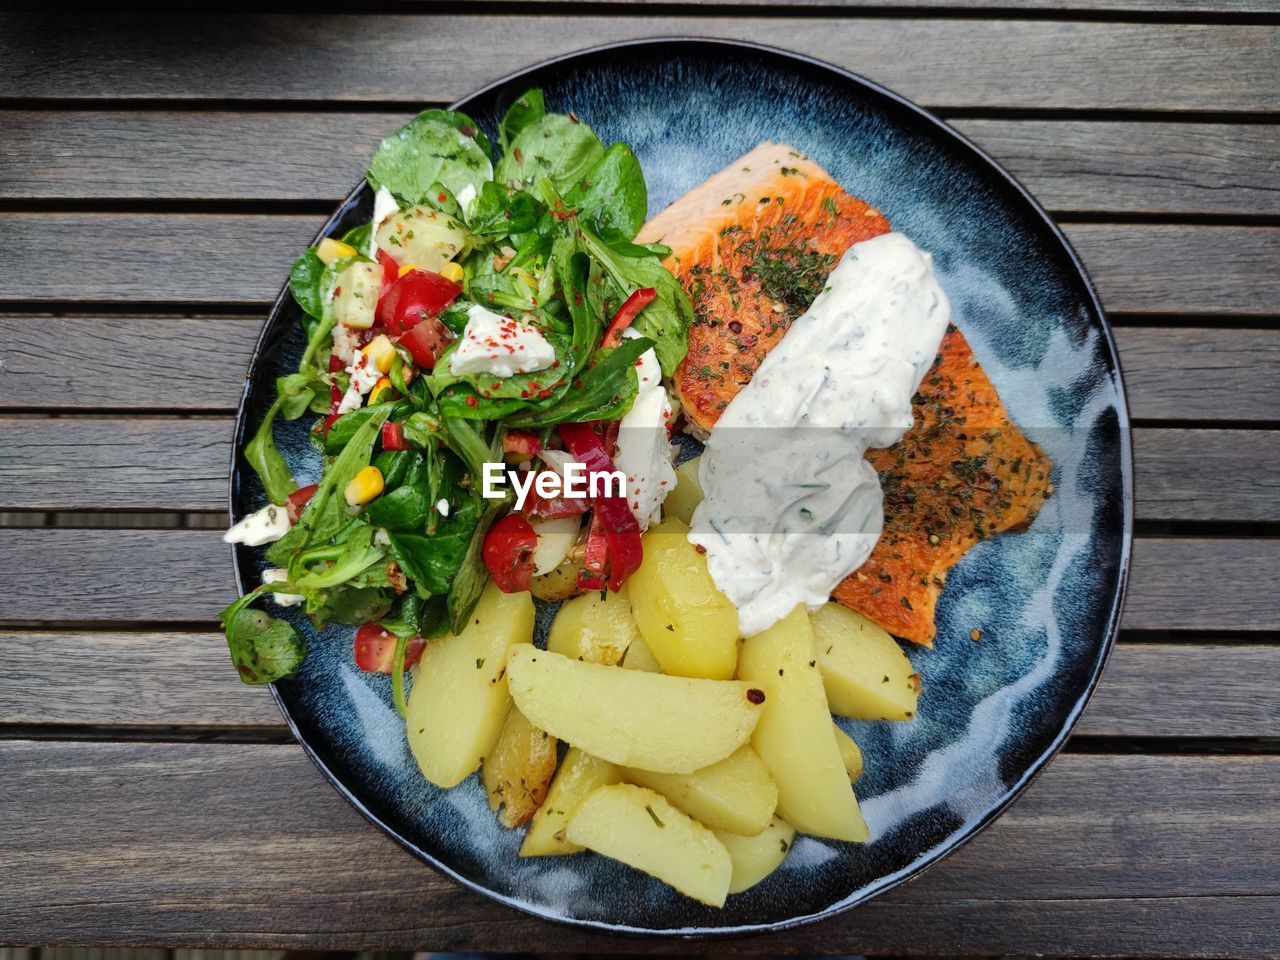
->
641;144;1052;645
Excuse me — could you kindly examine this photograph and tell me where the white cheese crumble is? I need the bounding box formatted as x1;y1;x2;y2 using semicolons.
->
224;504;292;547
336;351;382;415
261;567;303;607
369;185;399;259
449;304;556;379
613;329;675;529
436;498;451;517
455;183;478;219
332;323;362;365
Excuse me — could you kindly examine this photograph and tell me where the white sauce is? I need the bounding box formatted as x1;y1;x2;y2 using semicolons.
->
688;232;950;636
613;329;675;529
449;304;555;378
369;185;399;260
224;504;293;547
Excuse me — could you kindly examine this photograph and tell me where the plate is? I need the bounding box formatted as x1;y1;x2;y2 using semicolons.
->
230;38;1133;936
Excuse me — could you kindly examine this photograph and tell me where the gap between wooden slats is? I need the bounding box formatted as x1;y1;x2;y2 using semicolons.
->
2;113;1276;218
1;15;1277;113
0;742;1276;956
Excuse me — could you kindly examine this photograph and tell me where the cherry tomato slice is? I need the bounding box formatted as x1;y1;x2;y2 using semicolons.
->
397;315;455;370
377;269;462;337
353;623;425;674
482;513;539;594
284;483;319;524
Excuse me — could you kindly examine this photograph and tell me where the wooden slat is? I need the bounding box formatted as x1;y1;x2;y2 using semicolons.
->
4;319;1276;423
4;632;1275;739
0;741;1274;956
1;15;1277;113
511;0;1280;10
0;529;1273;631
5;419;1275;523
6;112;1277;218
1;214;1276;315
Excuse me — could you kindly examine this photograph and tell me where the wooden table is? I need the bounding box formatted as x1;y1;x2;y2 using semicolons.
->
1;6;1277;957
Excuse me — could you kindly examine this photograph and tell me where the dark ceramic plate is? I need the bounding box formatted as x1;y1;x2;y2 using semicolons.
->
230;39;1132;936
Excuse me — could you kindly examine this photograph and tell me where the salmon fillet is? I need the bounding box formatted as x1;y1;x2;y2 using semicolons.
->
637;142;891;434
641;144;1053;645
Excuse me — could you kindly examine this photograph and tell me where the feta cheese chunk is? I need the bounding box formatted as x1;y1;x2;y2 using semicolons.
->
614;330;675;529
224;503;292;547
336;351;382;414
449;304;556;378
261;567;303;607
369;185;400;259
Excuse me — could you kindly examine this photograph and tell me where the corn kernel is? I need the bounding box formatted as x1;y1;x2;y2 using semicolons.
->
367;376;393;405
317;237;358;265
362;334;396;374
397;263;418;278
440;261;465;283
344;466;384;506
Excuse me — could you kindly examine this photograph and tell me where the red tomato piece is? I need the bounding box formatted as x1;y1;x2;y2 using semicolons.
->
397;315;455;370
377;269;462;337
482;513;539;594
376;249;399;300
353;623;425;674
502;430;542;458
381;422;410;451
285;483;319;524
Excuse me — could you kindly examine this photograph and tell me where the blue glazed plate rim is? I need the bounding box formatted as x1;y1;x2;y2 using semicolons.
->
229;37;1135;939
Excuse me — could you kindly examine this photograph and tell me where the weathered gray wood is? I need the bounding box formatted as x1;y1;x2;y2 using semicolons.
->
0;417;232;512
1;14;1276;113
6;112;1277;218
0;741;1274;956
501;0;1280;9
3;632;1273;739
1;215;1275;315
0;529;1273;631
4;418;1276;524
1114;326;1280;423
5;319;1274;422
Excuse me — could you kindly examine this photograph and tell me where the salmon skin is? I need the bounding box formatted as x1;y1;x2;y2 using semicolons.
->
640;143;1053;646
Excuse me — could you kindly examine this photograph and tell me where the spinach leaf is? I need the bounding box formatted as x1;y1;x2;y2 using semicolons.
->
413;108;493;162
387;497;480;597
374;448;417;491
497;113;604;195
550;234;602;375
499;88;545;153
447;497;505;634
364;483;433;531
277;367;329;420
324;399;410;454
307;585;393;628
504;336;650;428
266;406;392;566
368;113;493;206
244;395;295;506
340;221;372;253
292;523;386;590
289;248;327;320
566;142;647;243
220;590;307;685
379;592;447;639
577;225;693;376
467;180;543;237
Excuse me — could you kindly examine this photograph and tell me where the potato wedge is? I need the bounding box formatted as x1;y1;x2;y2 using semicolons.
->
621;635;663;673
811;602;920;721
520;747;621;857
529;554;585;602
506;646;762;773
482;707;558;828
566;783;732;907
627;517;739;680
738;606;869;841
714;817;798;894
406;582;534;788
624;745;777;836
547;584;640;666
662;456;703;525
832;724;864;781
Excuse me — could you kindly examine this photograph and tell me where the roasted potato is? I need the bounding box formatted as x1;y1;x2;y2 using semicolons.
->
738;605;869;841
547;583;640;665
624;744;778;836
405;582;534;788
520;746;622;857
529;554;586;602
662;455;703;525
506;646;762;774
565;783;732;907
627;517;739;680
482;707;558;828
621;635;663;673
832;724;864;781
714;816;798;894
811;602;920;721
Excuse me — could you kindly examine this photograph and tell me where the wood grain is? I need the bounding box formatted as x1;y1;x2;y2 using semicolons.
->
3;419;1274;523
506;0;1280;9
6;111;1277;218
1;14;1277;113
0;741;1275;955
5;320;1276;422
2;214;1276;315
3;632;1275;738
0;529;1273;631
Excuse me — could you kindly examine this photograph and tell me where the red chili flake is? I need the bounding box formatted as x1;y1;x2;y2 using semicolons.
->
746;688;766;704
466;395;478;408
694;543;707;554
437;192;447;203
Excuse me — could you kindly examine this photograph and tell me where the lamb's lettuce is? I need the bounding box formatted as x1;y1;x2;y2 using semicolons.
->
220;589;306;685
497;112;605;195
368;110;493;205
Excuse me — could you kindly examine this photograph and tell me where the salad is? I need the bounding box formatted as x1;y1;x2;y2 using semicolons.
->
222;89;693;698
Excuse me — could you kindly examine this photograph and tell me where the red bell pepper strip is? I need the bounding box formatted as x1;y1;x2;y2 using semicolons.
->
285;483;319;524
559;422;643;591
577;511;609;591
381;422;410;451
600;287;657;349
482;512;539;594
502;430;542;459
